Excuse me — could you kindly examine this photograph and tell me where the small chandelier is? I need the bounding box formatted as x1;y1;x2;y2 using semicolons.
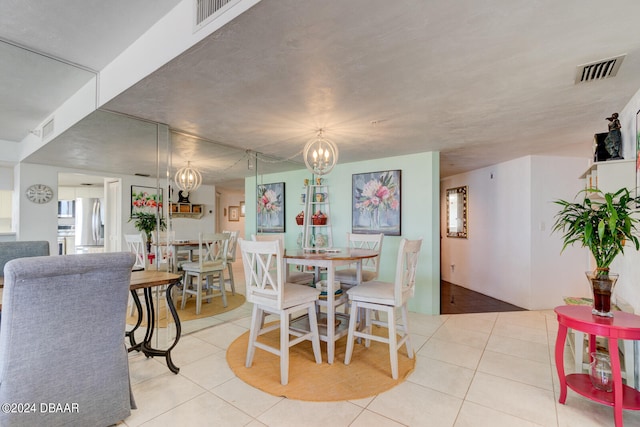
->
174;161;202;196
303;129;339;175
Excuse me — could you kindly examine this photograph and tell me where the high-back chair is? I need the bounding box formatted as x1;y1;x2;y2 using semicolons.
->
335;233;384;288
124;233;146;271
0;252;136;426
0;241;50;278
239;238;322;385
222;230;239;295
252;233;315;285
344;238;422;379
181;232;229;314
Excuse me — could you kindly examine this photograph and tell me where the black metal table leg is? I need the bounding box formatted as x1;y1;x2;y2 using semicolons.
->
126;290;144;351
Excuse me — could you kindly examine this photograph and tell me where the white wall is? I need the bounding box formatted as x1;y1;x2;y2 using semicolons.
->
441;155;589;310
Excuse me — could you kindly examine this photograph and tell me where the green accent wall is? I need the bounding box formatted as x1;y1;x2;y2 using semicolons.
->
245;151;440;314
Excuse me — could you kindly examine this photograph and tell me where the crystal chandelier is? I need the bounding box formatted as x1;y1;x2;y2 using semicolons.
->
174;161;202;196
303;129;339;175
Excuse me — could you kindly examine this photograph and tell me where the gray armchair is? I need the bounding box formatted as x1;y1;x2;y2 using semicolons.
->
0;252;136;427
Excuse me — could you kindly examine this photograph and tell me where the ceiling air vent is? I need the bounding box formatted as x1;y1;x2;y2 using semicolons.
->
194;0;240;30
575;54;625;84
42;118;55;139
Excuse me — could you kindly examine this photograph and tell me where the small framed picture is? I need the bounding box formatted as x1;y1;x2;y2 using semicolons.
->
229;206;240;222
240;201;245;217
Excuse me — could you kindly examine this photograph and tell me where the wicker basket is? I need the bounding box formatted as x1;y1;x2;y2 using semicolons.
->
312;217;327;225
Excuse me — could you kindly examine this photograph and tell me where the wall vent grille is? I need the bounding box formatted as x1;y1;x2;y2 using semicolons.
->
42;118;55;139
575;55;625;84
194;0;239;30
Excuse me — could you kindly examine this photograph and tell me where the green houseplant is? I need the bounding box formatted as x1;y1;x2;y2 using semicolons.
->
552;187;640;316
129;212;167;252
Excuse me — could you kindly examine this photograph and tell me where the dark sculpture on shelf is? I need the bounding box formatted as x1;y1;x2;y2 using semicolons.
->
604;113;623;160
178;190;190;203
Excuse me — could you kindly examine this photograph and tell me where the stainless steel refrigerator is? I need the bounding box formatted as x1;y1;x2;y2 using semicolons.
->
75;198;104;253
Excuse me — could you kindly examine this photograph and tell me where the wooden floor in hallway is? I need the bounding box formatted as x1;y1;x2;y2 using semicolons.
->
440;280;527;314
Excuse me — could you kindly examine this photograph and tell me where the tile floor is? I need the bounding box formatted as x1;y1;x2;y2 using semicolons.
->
124;302;640;426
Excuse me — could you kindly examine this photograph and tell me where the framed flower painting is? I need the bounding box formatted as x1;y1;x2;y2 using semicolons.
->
352;170;401;235
131;185;163;218
257;182;285;233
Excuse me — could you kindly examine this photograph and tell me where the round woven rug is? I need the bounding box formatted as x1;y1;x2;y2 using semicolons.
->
126;293;245;327
226;324;415;401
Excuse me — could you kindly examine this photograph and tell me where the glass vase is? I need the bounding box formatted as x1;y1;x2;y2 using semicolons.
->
585;271;618;317
589;352;613;392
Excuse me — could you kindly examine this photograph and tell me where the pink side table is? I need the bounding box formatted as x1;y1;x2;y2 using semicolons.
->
555;305;640;426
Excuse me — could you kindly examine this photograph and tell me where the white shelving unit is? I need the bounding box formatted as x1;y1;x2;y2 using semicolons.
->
302;183;333;250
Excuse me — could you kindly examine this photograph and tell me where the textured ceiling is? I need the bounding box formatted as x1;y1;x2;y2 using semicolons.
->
8;0;640;185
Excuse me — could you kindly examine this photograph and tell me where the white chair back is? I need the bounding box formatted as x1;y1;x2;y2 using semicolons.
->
223;230;239;262
124;233;146;270
393;238;422;305
197;232;229;270
346;233;384;276
251;233;285;255
239;238;284;309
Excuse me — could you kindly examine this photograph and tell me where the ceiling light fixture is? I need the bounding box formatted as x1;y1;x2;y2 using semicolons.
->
303;129;339;176
174;161;202;196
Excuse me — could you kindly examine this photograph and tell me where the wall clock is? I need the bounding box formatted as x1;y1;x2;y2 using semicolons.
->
25;184;54;204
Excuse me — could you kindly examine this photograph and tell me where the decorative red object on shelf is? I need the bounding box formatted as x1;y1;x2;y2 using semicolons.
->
296;211;304;225
312;211;327;225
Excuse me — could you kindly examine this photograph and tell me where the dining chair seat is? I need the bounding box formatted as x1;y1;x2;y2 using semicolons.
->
344;238;422;380
334;269;378;285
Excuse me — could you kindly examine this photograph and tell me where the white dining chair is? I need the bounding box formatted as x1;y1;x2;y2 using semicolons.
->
222;230;239;295
252;233;315;285
124;233;146;317
180;232;229;314
344;238;422;379
335;232;384;288
239;238;322;385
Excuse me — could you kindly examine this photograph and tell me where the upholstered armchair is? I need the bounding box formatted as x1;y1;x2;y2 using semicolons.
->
0;252;136;426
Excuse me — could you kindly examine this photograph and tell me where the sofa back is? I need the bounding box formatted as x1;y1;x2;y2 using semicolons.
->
0;241;50;277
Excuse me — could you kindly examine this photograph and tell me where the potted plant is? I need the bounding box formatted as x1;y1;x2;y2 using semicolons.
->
552;187;640;316
129;212;167;253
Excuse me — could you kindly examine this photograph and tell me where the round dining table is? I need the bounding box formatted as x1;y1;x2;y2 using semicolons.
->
283;247;378;364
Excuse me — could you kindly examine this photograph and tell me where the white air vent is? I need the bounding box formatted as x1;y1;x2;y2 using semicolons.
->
42;118;55;139
575;55;625;84
194;0;240;30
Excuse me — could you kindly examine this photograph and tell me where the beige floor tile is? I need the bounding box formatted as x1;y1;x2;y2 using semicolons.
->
477;350;553;391
454;401;544;427
348;396;375;408
465;372;557;426
367;381;462;427
409;354;475;399
169;334;224;367
127;374;207;426
257;400;362;427
350;409;406;427
491;321;549;345
191;321;248;350
407;311;448;336
485;334;550;364
443;313;497;334
138;392;253;427
211;377;283;418
128;353;171;386
432;323;491;349
418;337;484;370
179;351;236;390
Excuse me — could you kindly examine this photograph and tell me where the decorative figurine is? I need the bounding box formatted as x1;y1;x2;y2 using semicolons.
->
178;190;190;203
604;113;623;160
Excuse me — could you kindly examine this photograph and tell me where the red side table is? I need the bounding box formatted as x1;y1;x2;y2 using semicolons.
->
555;305;640;426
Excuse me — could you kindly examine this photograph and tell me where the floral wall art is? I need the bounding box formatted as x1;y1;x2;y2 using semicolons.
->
352;170;401;235
131;185;163;218
257;182;285;232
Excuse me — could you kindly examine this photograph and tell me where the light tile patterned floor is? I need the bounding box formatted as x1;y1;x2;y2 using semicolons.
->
124;305;640;427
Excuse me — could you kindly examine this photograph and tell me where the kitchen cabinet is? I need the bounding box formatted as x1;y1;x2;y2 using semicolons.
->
58;186;104;200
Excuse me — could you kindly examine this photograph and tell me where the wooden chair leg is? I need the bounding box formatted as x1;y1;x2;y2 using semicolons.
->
227;264;236;295
344;301;359;365
219;271;228;307
387;306;399;380
308;304;322;364
180;274;189;310
246;305;262;368
401;305;414;359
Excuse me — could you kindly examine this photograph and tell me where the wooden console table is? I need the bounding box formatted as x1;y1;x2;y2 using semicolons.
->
554;305;640;426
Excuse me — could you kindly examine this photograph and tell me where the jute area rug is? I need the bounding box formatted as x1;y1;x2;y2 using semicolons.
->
126;293;245;327
227;324;415;401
